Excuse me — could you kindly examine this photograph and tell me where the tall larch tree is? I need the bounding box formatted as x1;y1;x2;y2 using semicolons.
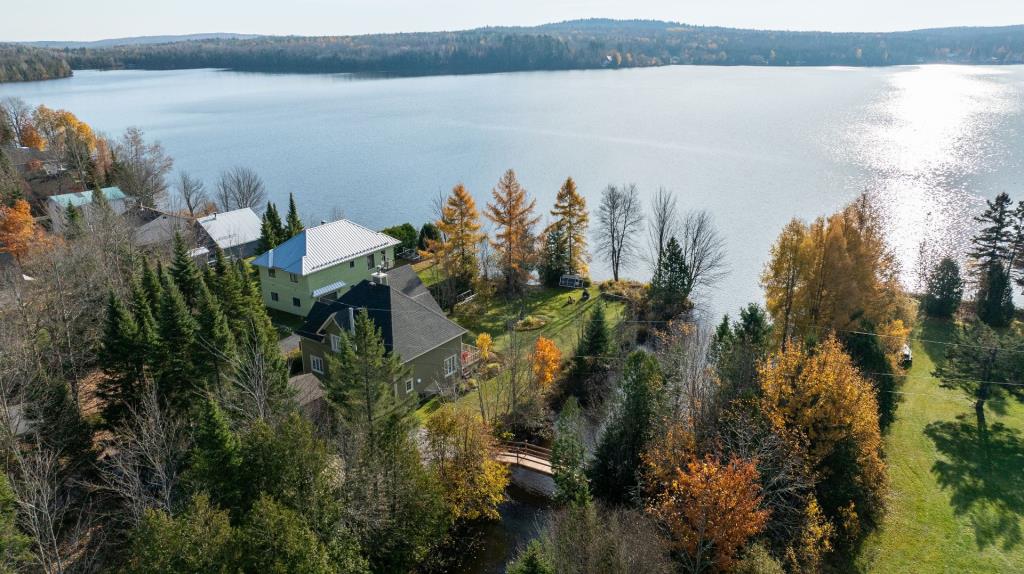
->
550;177;589;275
485;169;540;294
434;183;483;286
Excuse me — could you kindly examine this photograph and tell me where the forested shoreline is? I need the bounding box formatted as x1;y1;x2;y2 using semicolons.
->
6;19;1024;83
0;45;72;83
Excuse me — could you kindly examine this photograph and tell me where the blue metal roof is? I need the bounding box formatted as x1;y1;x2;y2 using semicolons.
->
49;187;126;208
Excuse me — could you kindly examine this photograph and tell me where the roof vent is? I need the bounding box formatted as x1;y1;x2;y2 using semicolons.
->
371;270;389;286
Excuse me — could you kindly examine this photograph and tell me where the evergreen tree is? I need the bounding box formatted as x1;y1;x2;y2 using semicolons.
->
572;303;612;401
186;399;243;513
63;202;83;239
938;321;1017;430
170;232;205;307
285;192;304;239
97;293;144;428
976;260;1014;327
923;257;964;318
651;236;689;304
588;351;663;504
122;494;235;574
551;396;590;506
257;202;285;253
157;279;202;411
323;309;413;450
211;247;249;333
0;474;32;570
233;496;336;574
507;540;554;574
538;223;570;287
141;258;164;318
195;280;237;389
971;192;1013;267
418;222;440;250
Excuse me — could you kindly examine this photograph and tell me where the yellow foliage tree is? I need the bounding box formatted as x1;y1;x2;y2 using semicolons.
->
549;177;590;276
485;169;540;293
758;336;887;535
432;183;484;285
531;336;561;391
0;199;44;264
20;125;44;151
646;454;769;573
761;194;908;349
476;332;492;361
423;406;509;522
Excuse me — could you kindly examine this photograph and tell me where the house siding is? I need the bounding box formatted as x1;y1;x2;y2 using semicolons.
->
299;320;462;399
258;245;395;317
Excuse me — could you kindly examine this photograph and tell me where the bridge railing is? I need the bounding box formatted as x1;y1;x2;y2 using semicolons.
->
500;441;552;466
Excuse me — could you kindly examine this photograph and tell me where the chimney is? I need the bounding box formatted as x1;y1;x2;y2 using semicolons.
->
347;307;355;334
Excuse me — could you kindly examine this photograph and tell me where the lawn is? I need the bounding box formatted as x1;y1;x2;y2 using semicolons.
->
858;318;1024;573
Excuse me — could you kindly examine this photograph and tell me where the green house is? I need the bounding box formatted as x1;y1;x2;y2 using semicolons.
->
251;219;400;316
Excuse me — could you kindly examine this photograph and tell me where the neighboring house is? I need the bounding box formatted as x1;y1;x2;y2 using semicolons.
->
295;266;469;400
126;207;199;249
46;187;127;234
251;218;400;317
193;208;262;259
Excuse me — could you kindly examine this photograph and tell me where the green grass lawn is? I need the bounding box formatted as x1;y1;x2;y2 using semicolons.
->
858;318;1024;573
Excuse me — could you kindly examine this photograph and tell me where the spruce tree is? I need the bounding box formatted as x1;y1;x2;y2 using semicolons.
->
976;260;1014;327
572;303;612;397
285;193;304;239
257;214;278;253
129;273;161;367
186;399;242;513
157;279;202;411
551;396;591;506
63;202;83;239
923;257;964;318
170;232;205;308
539;223;570;287
141;258;164;318
971;193;1013;267
195;280;237;390
588;351;663;504
651;236;689;303
98;293;144;428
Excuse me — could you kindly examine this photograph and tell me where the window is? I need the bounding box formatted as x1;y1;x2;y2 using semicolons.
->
366;253;375;269
268;268;276;278
443;355;458;377
405;379;415;393
330;334;341;353
349;260;355;268
292;297;301;307
270;292;279;302
310;355;324;374
289;273;299;283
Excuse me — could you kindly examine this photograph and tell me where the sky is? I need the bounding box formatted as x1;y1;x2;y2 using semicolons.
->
4;0;1024;42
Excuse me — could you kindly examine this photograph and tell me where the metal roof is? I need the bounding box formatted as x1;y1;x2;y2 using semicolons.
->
197;208;262;250
48;187;126;208
251;218;400;276
312;280;348;298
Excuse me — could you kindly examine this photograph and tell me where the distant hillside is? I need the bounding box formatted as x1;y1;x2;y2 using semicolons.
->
0;44;71;82
25;33;260;49
8;19;1024;83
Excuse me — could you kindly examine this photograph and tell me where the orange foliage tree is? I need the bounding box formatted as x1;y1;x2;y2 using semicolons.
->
758;336;887;539
0;199;44;263
531;336;561;391
646;454;769;573
485;169;539;293
21;125;45;151
432;183;484;286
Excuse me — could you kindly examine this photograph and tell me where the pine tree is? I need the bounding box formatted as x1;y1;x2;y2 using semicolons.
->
141;258;164;318
170;232;204;307
484;169;540;294
551;396;591;506
63;202;83;239
157;279;202;411
651;236;690;303
323;309;413;451
257;202;285;253
550;176;589;276
938;321;1016;430
572;303;612;403
129;273;161;367
976;260;1014;327
418;222;440;251
257;214;278;253
211;247;248;332
538;223;570;287
971;193;1013;267
285;193;304;239
588;351;663;504
507;540;554;574
98;293;144;428
185;399;242;513
194;280;237;389
923;257;964;318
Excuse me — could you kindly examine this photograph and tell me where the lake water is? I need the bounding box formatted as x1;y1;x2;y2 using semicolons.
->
4;65;1024;316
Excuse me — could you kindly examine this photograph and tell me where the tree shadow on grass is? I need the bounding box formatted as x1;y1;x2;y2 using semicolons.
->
925;416;1024;551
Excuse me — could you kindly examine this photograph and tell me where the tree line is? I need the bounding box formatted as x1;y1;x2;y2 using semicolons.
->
15;19;1024;82
0;44;71;83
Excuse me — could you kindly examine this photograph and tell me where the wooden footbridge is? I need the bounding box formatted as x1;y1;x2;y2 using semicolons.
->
496;441;553;476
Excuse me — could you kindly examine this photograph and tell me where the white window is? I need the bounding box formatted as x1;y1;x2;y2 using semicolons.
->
310;355;324;374
330;334;341;353
443;355;458;377
405;379;415;393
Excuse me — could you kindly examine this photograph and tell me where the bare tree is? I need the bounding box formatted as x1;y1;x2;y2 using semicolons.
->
647;187;679;274
0;97;31;147
175;171;208;217
677;210;728;299
654;320;718;436
595;184;644;282
112;127;173;208
216;166;266;212
97;383;187;527
215;324;285;426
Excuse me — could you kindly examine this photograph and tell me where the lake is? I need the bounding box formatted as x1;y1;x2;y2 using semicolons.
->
4;65;1024;316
